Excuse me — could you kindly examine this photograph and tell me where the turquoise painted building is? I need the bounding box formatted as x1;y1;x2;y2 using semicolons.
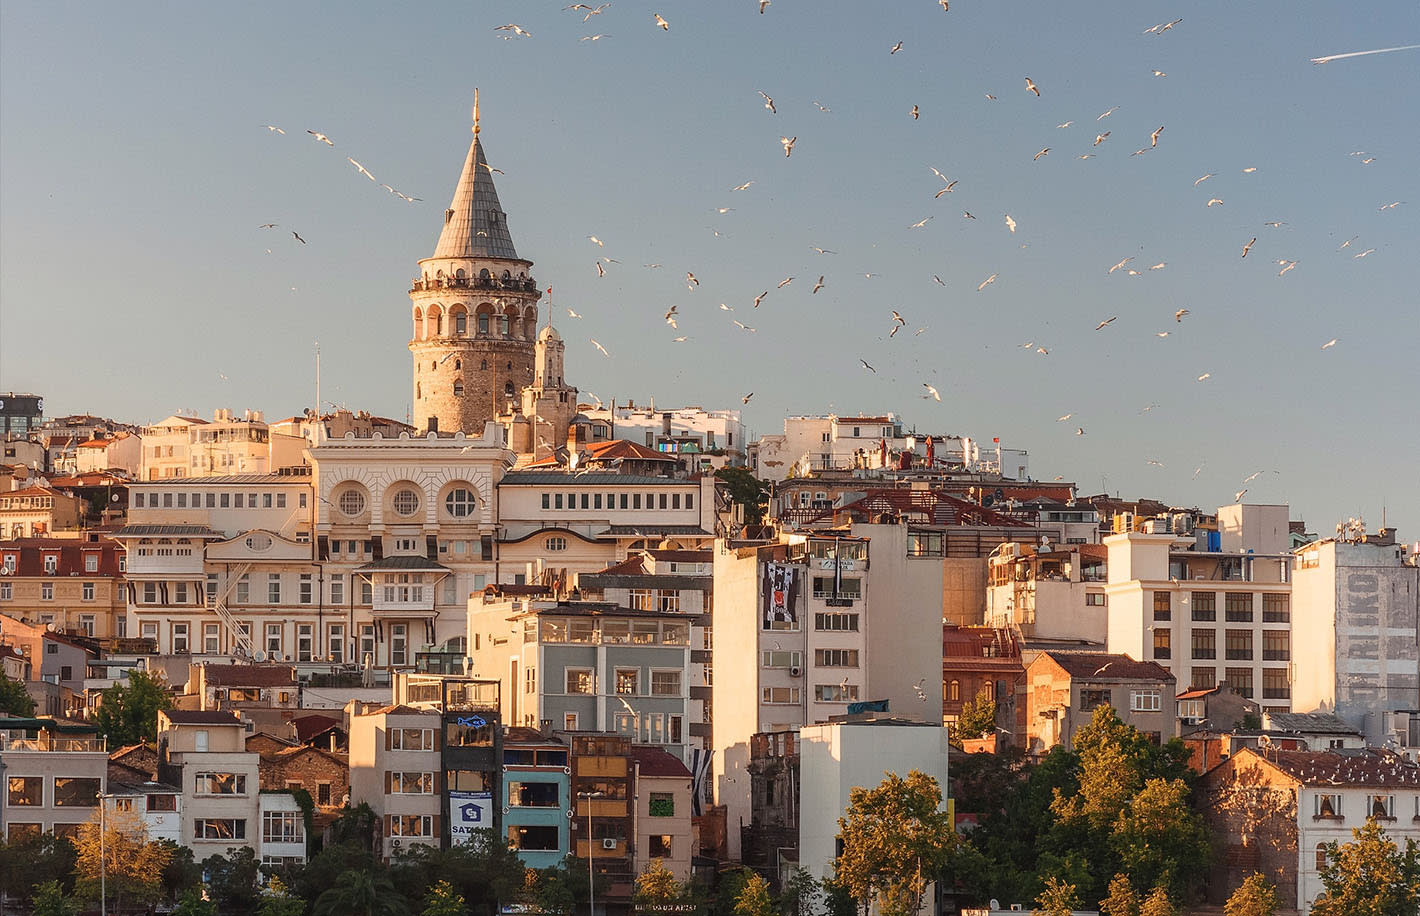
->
502;727;571;867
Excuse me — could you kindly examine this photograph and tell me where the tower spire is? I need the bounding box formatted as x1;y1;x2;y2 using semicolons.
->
473;88;480;137
431;93;518;260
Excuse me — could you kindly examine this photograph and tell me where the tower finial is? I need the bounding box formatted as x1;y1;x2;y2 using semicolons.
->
472;88;480;136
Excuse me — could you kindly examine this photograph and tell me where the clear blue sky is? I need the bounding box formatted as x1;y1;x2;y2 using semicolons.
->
2;2;1416;533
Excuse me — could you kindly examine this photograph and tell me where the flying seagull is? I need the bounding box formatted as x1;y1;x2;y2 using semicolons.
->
291;231;306;244
859;359;876;373
742;392;754;404
1034;147;1051;161
780;136;797;157
265;125;285;134
590;340;610;356
758;91;776;114
977;273;998;291
1242;237;1257;257
1321;338;1339;349
812;276;825;293
654;13;670;30
923;383;941;401
1095;316;1118;330
1025;77;1040;96
890;40;903;54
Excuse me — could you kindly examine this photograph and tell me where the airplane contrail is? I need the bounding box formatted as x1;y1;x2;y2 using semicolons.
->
1311;43;1420;64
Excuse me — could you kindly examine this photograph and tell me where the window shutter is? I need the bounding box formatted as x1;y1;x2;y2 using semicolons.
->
433;727;443;751
384;727;392;752
317;536;329;561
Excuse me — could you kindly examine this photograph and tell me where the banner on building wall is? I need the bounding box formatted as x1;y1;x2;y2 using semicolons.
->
762;563;798;628
449;790;494;845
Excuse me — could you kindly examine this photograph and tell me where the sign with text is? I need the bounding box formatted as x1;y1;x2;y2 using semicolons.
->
449;790;494;845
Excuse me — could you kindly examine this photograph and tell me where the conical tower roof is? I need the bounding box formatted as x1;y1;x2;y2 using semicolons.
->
431;129;520;261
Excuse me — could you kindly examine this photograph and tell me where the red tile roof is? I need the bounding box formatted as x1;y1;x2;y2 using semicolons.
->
0;539;123;577
1239;747;1420;787
594;556;648;576
1041;652;1174;682
631;745;692;778
525;438;679;468
291;714;344;742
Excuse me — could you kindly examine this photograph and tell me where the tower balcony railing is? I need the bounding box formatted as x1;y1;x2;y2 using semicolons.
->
410;276;538;294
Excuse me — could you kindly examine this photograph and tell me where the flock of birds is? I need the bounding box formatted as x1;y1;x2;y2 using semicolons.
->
248;5;1411;507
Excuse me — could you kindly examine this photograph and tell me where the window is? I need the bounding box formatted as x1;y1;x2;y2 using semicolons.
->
174;581;189;604
391;623;407;666
297;624;313;662
445;488;477;518
85;554;99;572
1262;593;1290;623
147;794;177;812
266;623;282;656
1368;794;1395;818
1191;628;1219;660
615;668;639;695
814;648;860;667
387;772;434;794
386;815;433;837
1262;668;1290;700
1262;630;1290;661
762;687;801;704
53;778;101;807
43;555;57;574
509;782;559;807
508;824;559;850
1130;689;1162;712
656;589;680;612
1225;592;1254;622
1153;592;1172;620
1316;843;1329;871
328;624;345;664
203;623;220;654
195;773;247;795
337;489;366;516
1314;794;1341;818
628;589;653;611
390;728;434;751
298;574;312;604
1225;629;1253;660
1085;592;1106;606
330;574;344;606
1191;667;1216;691
235;575;250;604
268;574;281;603
172;623;189;654
546;537;567;552
1153;628;1171;659
651;670;681;696
80;581;96;601
1225;668;1254;698
8;777;42;807
1192;592;1216;620
812;577;862;599
906;530;944;557
0;583;9;601
263;811;304;844
649;791;675;817
815;612;859;631
195;819;247;840
815;683;859;702
948;680;960;702
1080;689;1111;711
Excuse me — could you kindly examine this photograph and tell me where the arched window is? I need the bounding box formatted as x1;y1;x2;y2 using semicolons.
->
455;268;467;279
498;315;510;336
480;360;488;370
949;680;960;702
478;313;490;334
455;313;467;335
416;382;422;399
445;488;477;518
504;381;515;399
479;268;490;279
984;681;995;701
412;307;423;338
453;379;464;396
1315;843;1328;871
435;313;443;335
506;362;512;370
454;360;461;370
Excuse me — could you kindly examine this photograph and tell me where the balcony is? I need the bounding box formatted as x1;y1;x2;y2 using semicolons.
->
409;275;538;294
2;733;105;752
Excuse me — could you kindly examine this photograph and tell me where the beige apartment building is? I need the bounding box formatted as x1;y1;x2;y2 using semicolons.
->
349;703;444;861
1106;504;1295;713
0;718;107;841
0;537;127;640
0;486;83;539
630;746;694;883
987;541;1109;643
157;709;261;857
1024;651;1177;752
141;410;278;480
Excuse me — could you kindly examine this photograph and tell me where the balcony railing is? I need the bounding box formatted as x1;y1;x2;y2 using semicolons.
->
2;734;105;752
409;276;538;293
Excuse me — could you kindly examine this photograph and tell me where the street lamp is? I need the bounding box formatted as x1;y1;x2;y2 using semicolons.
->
98;792;117;916
577;789;605;916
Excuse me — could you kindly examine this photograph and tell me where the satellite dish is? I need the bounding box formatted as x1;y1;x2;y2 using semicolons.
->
253;650;269;663
110;493;121;502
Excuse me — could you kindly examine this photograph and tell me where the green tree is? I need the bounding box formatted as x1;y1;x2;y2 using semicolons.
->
31;880;81;916
715;467;770;526
161;841;203;903
0;833;77;902
1034;876;1080;916
423;879;469;916
953;688;997;741
314;868;410;916
93;668;173;747
202;846;263;915
0;671;36;716
835;770;956;916
1223;873;1277;916
1311;819;1420;916
1099;873;1140;916
173;887;218;916
1111;778;1210;898
733;872;775;916
636;859;685;904
779;867;824;916
74;806;171;913
521;860;588;916
259;876;309;916
388;832;527;913
1138;886;1176;916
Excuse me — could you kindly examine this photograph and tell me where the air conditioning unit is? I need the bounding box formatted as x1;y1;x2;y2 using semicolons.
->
601;838;617;850
789;666;801;677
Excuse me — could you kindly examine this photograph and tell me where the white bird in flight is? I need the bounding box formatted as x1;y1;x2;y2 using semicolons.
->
890;40;903;54
347;158;376;181
265;125;285;134
1194;174;1214;186
493;23;533;37
590;340;609;356
758;91;776;114
1353;248;1376;258
923;384;941;401
306;130;334;146
1197;372;1211;382
1034;147;1050;161
1025;77;1040;96
1207;198;1224;207
1321;338;1339;349
1094;131;1111;146
654;13;670;30
1095;316;1118;330
1108;257;1133;274
780;136;797;157
1057;413;1073;422
1175;309;1190;322
1242;237;1257;258
732;181;755;191
910;216;933;229
812;276;825;293
859;359;876;373
1005;214;1017;233
1097;106;1119;121
733;320;756;332
977;273;998;291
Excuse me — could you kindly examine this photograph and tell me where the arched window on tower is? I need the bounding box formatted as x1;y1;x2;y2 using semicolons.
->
480;360;488;370
455;268;467;279
413;307;423;339
416;382;422;399
478;313;489;335
454;360;461;370
498;314;510;336
453;379;464;396
434;313;443;335
455;312;466;335
504;381;514;399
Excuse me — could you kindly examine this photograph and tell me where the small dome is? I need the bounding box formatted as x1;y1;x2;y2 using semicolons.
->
538;324;562;343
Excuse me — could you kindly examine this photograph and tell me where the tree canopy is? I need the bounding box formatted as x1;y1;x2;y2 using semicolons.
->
715;467;770;526
835;770;956;916
953;688;997;741
93;668;174;747
1311;820;1420;916
1223;873;1277;916
74;806;171;913
0;671;36;717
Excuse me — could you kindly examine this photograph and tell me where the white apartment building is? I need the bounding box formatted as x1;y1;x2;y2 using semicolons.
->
141;410;279;480
582;403;746;469
712;528;945;858
987;542;1109;644
1106;504;1295;712
1292;528;1419;747
158;710;261;857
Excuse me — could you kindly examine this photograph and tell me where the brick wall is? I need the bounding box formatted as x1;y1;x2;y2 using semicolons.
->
260;747;350;809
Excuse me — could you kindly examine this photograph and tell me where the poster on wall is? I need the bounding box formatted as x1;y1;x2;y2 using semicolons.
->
762;563;798;628
449;790;494;845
